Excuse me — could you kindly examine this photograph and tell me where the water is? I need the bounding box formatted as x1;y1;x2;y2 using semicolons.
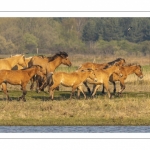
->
0;126;150;133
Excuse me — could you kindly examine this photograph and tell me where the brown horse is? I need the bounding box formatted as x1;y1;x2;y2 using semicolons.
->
48;69;97;100
29;51;72;92
83;62;123;99
102;63;143;96
78;58;126;94
0;54;27;70
0;65;44;101
78;58;126;70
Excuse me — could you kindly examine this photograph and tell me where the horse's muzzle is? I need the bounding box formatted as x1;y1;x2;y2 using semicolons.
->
119;73;123;77
139;75;143;79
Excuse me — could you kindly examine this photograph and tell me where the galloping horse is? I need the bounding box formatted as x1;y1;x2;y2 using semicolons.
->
0;65;44;101
102;63;143;96
82;62;123;99
29;51;72;92
0;54;27;70
78;58;126;94
48;69;97;100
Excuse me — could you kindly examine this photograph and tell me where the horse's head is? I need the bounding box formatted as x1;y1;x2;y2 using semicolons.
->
116;58;126;67
59;52;72;67
18;55;27;68
86;68;97;82
113;62;123;77
134;65;143;79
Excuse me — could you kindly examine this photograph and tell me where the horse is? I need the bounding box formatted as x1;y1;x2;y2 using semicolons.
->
29;51;72;92
102;63;143;96
78;58;126;94
0;65;44;102
78;58;126;70
0;54;27;70
48;69;97;100
83;62;123;99
12;56;32;70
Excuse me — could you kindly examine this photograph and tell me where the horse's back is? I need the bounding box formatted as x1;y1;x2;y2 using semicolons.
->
0;59;11;70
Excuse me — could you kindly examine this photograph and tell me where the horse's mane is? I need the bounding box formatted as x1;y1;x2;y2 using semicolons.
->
48;51;68;62
107;58;125;66
124;63;141;67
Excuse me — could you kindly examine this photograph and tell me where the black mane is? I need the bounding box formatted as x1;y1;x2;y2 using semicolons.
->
48;51;68;62
107;58;125;66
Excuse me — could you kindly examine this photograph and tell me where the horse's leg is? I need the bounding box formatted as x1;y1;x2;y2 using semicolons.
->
103;82;111;99
118;80;125;96
91;84;101;98
70;85;79;99
30;75;36;90
19;83;27;102
49;84;59;100
112;81;116;94
39;75;48;92
83;81;91;94
1;83;11;101
101;84;105;94
77;85;86;99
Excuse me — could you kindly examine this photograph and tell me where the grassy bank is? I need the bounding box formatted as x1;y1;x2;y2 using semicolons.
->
0;90;149;126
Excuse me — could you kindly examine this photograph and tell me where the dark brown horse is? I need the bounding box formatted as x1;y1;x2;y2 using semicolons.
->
102;63;143;96
29;51;72;92
48;69;97;100
0;65;44;101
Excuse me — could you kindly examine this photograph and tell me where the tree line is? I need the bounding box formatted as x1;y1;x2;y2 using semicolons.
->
0;17;150;56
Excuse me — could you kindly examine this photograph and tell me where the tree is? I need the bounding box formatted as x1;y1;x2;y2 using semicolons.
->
23;33;39;53
82;20;99;49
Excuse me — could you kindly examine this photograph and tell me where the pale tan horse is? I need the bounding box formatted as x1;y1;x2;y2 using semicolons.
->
102;63;143;96
29;51;72;92
12;56;32;70
48;69;97;100
83;62;123;99
0;65;44;102
0;54;27;70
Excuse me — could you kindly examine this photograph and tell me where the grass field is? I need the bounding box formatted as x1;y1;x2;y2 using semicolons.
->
0;55;149;125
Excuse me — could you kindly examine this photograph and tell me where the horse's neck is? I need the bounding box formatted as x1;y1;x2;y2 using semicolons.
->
47;57;61;72
27;68;36;78
124;66;136;75
6;56;20;68
80;71;92;80
105;66;117;76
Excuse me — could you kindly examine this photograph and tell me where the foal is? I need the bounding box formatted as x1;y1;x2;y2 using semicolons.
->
48;69;97;100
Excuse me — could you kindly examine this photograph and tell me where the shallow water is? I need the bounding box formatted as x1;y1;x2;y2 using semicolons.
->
0;126;150;133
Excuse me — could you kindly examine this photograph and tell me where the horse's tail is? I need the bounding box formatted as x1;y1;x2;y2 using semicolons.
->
47;72;54;86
